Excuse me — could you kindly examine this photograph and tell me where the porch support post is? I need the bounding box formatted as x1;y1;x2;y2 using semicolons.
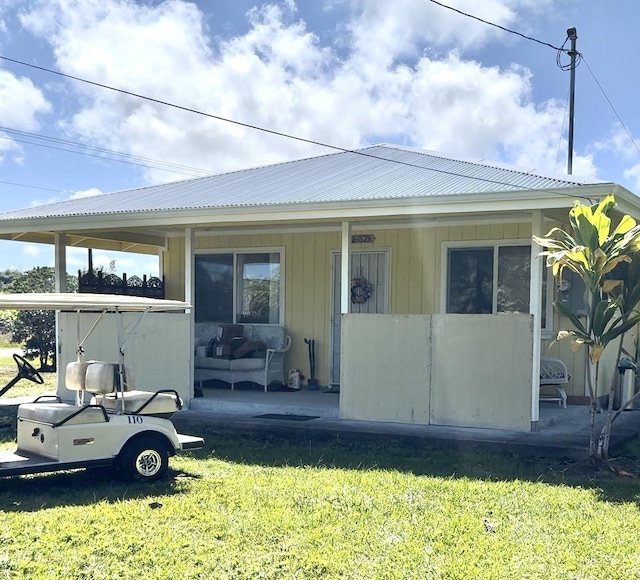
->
530;210;544;423
184;228;194;304
54;233;67;293
53;233;67;397
341;221;351;314
185;228;195;396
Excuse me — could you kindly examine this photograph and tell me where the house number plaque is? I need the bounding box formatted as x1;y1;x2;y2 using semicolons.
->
351;234;376;244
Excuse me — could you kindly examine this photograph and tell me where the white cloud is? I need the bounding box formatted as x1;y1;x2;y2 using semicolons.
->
591;124;640;187
18;0;583;184
342;0;554;65
0;71;50;128
0;70;51;163
23;244;43;258
70;187;103;199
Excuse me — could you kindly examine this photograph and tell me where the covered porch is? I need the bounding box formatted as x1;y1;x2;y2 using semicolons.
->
188;381;570;428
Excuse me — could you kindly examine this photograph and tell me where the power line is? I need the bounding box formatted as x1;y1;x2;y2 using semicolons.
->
582;56;640;161
0;126;214;177
0;54;593;201
0;179;62;194
0;132;210;177
426;0;568;52
556;34;582;72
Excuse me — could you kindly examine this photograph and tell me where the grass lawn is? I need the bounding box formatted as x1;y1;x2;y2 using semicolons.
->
1;427;640;579
0;350;57;398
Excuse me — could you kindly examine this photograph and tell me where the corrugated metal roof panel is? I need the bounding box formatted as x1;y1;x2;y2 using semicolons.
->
0;144;609;221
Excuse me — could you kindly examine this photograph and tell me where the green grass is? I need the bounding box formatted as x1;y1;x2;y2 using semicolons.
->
0;352;57;398
1;432;640;579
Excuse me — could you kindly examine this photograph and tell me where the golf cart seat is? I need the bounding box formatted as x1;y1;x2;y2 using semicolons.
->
16;359;117;427
83;361;182;418
93;389;182;418
17;402;108;426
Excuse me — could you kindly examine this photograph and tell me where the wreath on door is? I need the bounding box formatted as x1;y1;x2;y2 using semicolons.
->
350;276;372;304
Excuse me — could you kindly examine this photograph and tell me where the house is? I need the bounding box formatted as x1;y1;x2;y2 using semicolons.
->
0;144;637;432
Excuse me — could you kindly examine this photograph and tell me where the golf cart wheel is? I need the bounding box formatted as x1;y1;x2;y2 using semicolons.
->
119;437;169;481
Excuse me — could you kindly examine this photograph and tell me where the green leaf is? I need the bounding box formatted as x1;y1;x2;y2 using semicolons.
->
612;214;637;236
553;300;588;336
574;214;599;251
601;315;640;344
601;255;631;276
590;299;621;337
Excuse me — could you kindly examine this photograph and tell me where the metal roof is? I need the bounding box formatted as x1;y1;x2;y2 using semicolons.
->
0;144;610;221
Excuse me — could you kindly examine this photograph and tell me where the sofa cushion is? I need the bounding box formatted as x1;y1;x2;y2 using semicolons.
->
249;325;286;350
196;357;230;370
229;358;265;371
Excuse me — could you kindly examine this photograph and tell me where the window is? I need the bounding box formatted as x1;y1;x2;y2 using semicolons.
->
195;251;283;324
445;243;551;330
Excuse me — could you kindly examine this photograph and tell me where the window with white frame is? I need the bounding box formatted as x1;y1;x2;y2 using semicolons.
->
195;251;283;324
445;243;551;330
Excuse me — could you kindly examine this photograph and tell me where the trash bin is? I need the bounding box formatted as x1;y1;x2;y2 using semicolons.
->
617;358;637;410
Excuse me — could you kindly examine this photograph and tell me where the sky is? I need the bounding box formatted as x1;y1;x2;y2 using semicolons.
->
0;0;638;276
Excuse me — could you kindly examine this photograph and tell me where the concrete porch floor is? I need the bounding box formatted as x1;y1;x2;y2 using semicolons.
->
178;385;640;460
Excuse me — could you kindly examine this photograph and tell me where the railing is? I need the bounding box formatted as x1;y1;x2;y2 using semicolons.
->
78;271;165;299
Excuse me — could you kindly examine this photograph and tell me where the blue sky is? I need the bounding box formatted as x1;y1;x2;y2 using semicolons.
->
0;0;639;276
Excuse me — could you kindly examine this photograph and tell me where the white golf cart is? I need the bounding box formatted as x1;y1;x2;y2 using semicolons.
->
0;293;204;482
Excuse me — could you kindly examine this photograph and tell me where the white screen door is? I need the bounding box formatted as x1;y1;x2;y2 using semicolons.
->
330;250;389;386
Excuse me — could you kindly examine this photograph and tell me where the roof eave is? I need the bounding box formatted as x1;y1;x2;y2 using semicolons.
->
0;182;620;246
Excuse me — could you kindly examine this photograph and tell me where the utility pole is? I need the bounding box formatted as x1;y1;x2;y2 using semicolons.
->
567;27;578;175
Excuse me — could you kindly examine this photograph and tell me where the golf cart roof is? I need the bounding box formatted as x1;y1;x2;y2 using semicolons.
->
0;293;191;312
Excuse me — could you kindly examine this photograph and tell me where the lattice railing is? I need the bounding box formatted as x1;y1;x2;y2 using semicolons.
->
78;271;164;299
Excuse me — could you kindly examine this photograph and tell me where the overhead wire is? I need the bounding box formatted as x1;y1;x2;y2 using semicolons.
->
0;126;214;177
0;54;597;201
0;179;62;194
556;35;582;72
426;0;568;52
582;56;640;160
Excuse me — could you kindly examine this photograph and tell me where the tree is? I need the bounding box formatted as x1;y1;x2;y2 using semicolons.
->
6;267;77;371
0;268;22;290
533;195;640;461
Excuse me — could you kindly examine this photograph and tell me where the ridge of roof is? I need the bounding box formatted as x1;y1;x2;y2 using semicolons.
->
364;143;609;186
36;143;613;202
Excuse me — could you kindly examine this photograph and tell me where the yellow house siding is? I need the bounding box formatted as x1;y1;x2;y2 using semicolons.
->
165;222;554;390
395;230;411;313
164;237;185;301
422;228;437;314
183;231;336;385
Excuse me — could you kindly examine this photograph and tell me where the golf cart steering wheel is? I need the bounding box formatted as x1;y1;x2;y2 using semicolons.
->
13;353;44;385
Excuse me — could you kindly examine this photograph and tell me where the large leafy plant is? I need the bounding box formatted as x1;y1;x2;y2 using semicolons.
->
534;195;640;460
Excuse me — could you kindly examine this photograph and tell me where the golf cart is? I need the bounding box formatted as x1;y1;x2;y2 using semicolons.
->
0;293;204;482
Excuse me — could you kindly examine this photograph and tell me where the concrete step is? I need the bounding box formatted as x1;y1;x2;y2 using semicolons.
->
189;393;339;418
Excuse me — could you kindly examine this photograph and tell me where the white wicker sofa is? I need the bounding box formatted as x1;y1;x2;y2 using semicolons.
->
194;323;291;392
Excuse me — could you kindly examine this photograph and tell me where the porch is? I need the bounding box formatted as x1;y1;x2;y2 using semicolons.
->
190;384;567;424
181;388;635;459
191;384;340;418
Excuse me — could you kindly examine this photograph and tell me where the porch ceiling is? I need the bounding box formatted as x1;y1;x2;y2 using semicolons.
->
0;229;166;254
